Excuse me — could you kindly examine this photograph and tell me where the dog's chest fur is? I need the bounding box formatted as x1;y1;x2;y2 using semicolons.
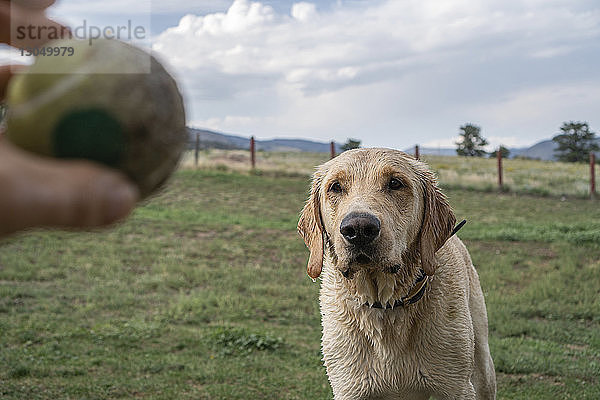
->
320;261;425;352
318;253;475;398
319;265;429;396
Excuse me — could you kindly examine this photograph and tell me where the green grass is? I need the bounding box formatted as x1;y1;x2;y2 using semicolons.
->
1;167;599;399
181;149;596;198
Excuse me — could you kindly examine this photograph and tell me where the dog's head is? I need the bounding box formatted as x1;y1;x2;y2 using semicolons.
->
298;148;455;280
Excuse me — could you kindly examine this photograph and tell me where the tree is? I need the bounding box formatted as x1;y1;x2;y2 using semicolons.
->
489;145;510;159
552;121;599;163
341;138;361;152
455;123;488;157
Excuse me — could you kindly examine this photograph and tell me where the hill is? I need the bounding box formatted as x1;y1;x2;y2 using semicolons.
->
188;128;342;153
187;128;248;150
512;140;556;160
187;128;599;160
406;143;557;160
510;139;599;161
402;147;459;157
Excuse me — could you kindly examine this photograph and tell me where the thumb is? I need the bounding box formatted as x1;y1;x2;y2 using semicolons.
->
0;142;138;237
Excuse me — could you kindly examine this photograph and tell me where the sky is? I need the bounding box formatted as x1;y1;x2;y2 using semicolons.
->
2;0;600;149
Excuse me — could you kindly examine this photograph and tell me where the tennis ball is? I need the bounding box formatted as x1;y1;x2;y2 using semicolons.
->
4;38;186;199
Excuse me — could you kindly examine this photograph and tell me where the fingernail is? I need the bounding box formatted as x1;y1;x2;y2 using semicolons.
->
105;183;139;224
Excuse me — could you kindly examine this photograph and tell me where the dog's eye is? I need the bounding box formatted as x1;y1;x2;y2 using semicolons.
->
329;181;343;193
388;177;405;190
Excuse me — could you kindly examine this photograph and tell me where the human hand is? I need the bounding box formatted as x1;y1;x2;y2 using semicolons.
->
0;0;138;238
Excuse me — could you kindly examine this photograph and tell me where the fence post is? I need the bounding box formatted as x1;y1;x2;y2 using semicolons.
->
591;152;596;199
330;141;336;159
194;133;200;168
250;136;256;169
414;145;420;160
497;147;503;190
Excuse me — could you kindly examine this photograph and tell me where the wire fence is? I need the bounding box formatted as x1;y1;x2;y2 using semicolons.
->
185;135;597;199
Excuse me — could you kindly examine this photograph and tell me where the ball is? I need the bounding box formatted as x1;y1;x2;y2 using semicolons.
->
4;38;187;199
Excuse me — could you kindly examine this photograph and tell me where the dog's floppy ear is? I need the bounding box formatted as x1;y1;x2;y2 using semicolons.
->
298;173;324;279
419;170;456;276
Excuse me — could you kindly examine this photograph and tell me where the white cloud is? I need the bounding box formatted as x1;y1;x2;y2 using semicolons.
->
49;0;150;15
485;136;536;149
0;45;34;65
530;46;575;59
50;0;231;16
151;0;600;147
467;82;600;134
190;115;276;133
423;137;462;149
291;2;318;22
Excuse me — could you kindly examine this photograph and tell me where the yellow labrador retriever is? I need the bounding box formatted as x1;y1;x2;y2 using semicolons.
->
298;148;496;399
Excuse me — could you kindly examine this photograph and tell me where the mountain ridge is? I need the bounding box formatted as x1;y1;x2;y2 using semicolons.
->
187;127;599;161
188;128;343;153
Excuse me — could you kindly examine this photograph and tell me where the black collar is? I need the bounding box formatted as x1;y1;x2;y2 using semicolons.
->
364;269;429;309
451;219;467;237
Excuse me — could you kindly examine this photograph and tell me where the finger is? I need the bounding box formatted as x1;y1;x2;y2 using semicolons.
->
0;65;11;100
0;64;27;100
0;142;139;237
1;1;69;48
0;2;12;44
7;1;56;9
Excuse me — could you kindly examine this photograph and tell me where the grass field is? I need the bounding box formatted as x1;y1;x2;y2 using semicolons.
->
181;150;596;198
1;162;599;399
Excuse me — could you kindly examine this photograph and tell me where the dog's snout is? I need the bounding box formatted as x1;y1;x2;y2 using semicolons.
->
340;212;381;246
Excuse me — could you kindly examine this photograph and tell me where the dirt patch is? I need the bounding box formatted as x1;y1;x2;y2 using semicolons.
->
499;372;565;387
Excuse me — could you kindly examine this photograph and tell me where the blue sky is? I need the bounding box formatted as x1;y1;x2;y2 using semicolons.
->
3;0;600;149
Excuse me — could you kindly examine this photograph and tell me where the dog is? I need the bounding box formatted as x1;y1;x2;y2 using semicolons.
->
298;148;496;399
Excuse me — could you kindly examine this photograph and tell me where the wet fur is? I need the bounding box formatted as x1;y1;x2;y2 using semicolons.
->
299;148;496;399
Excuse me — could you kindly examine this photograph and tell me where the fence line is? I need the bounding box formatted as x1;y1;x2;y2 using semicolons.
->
497;148;503;190
250;136;256;169
195;133;200;168
234;140;596;199
591;153;596;199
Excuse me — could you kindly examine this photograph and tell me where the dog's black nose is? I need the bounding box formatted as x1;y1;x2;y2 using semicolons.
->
340;212;380;246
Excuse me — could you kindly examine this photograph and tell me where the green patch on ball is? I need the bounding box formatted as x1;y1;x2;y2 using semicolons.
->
5;38;187;199
53;108;126;166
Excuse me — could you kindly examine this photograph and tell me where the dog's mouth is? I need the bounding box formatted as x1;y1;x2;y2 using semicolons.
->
338;252;403;280
337;252;375;279
354;253;372;265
